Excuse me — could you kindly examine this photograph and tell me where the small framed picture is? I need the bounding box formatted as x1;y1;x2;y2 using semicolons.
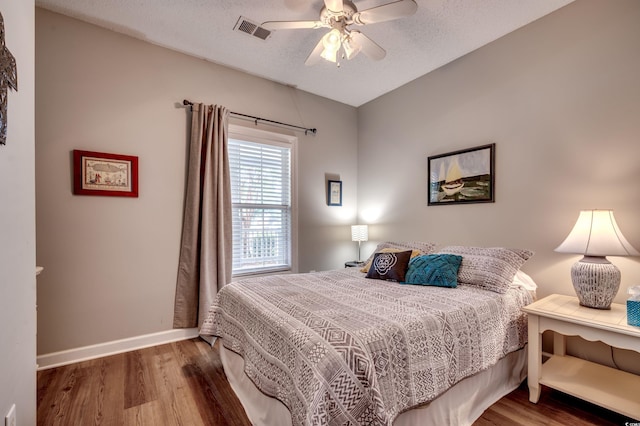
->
428;143;495;205
73;150;139;197
327;180;342;206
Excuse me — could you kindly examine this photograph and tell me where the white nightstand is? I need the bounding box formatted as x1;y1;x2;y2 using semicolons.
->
523;294;640;420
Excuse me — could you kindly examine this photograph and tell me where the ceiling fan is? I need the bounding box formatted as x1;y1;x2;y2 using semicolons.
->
262;0;418;66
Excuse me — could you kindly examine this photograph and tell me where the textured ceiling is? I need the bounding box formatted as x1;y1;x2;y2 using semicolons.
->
35;0;575;107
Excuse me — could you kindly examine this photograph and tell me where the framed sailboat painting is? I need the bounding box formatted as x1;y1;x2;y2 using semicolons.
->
427;143;495;205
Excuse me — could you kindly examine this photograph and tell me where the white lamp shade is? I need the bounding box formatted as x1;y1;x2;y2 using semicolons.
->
343;36;361;60
555;210;640;257
321;29;341;63
351;225;368;242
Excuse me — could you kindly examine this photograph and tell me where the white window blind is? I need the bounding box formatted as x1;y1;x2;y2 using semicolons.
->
229;137;291;275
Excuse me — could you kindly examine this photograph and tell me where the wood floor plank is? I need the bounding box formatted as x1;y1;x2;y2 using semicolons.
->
151;343;207;426
65;361;98;424
41;364;81;426
124;398;181;426
148;344;180;399
36;366;61;421
95;355;126;425
479;397;563;426
38;337;635;425
178;340;248;426
476;380;635;426
124;348;159;409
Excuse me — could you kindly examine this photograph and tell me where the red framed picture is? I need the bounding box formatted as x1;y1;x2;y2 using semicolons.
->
73;150;139;197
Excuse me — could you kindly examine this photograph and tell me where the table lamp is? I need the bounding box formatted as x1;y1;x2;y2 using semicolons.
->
555;210;639;309
351;225;368;263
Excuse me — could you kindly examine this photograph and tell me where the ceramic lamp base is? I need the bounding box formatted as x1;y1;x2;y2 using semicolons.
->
571;256;620;309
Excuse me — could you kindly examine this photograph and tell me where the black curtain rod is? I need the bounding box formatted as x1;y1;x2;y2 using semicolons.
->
182;100;317;136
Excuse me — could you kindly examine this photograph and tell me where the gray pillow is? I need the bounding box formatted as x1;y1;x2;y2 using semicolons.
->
437;246;534;294
363;241;437;267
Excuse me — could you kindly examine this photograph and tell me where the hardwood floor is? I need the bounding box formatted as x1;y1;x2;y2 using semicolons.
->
37;338;250;426
37;338;635;425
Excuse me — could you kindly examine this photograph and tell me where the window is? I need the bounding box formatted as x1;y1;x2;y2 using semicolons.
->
228;125;296;276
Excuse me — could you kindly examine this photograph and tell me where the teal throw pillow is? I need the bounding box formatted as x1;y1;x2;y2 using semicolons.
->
403;254;463;288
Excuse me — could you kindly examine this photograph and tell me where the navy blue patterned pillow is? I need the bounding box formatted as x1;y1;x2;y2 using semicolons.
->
403;254;463;288
365;250;412;282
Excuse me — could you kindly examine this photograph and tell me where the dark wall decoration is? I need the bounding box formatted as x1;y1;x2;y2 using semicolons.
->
0;11;18;146
427;143;495;205
73;150;139;197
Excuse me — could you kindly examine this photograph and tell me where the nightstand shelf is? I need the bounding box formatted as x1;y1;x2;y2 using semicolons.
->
523;294;640;420
540;355;640;419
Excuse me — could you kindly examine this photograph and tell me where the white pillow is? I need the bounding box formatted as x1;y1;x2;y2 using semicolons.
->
513;270;537;292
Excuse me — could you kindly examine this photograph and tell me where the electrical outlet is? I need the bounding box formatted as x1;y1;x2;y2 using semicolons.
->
5;404;16;426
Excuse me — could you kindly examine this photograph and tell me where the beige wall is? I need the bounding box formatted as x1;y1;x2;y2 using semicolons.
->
36;0;640;364
357;0;640;303
0;0;36;424
35;9;358;354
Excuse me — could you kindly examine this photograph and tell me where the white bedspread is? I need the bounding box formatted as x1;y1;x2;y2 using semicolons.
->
200;269;533;426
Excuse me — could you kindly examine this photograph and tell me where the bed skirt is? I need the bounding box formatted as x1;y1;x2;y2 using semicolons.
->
219;342;527;426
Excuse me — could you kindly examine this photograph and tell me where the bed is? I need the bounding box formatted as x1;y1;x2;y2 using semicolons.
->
200;243;536;426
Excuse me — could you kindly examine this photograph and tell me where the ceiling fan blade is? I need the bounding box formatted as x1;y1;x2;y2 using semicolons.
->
352;0;417;25
262;20;323;30
350;31;386;61
324;0;344;13
304;37;325;66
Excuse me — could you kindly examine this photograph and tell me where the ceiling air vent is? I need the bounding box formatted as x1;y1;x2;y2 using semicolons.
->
234;16;272;41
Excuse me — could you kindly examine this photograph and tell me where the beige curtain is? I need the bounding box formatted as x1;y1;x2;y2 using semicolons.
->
173;103;232;328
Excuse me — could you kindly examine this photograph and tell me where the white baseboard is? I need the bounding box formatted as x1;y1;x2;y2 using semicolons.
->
37;328;200;370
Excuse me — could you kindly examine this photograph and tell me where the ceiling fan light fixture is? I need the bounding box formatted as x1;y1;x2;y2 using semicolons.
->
342;35;361;60
321;28;342;63
263;0;417;65
320;47;338;62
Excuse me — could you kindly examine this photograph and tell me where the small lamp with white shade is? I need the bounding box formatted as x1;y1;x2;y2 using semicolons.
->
351;225;369;264
555;209;639;309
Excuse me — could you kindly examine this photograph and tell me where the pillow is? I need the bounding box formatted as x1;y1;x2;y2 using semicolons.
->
437;246;534;294
402;254;463;288
365;250;413;282
360;248;422;273
362;241;437;269
513;270;537;292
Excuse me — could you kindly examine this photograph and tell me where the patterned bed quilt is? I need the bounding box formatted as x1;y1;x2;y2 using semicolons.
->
200;268;533;426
